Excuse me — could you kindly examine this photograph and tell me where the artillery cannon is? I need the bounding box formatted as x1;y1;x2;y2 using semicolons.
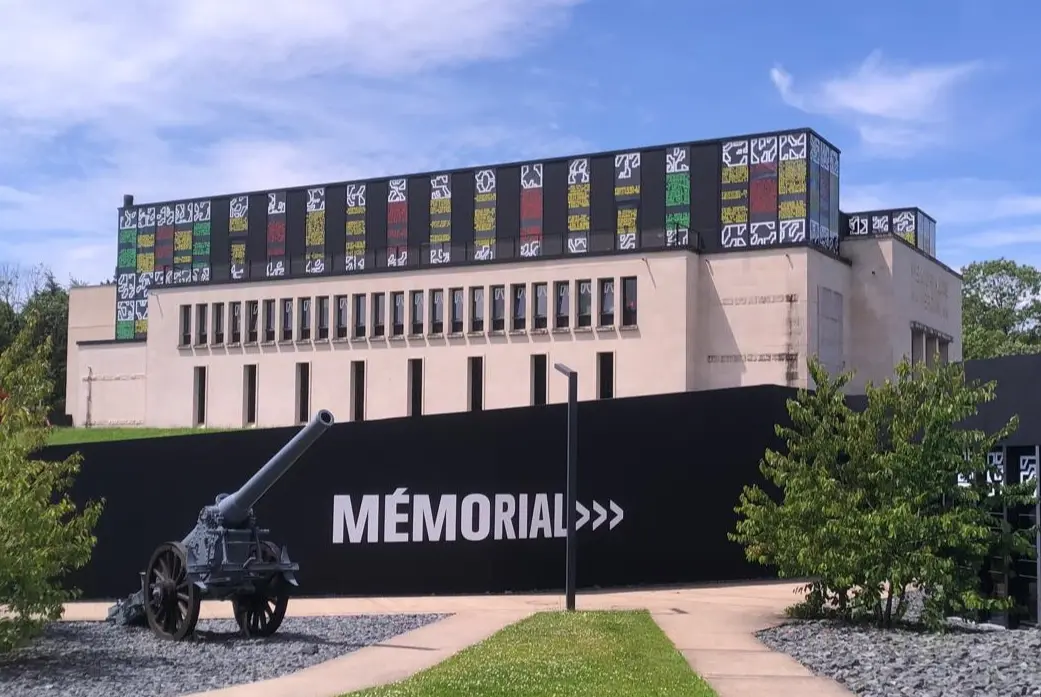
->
107;409;335;640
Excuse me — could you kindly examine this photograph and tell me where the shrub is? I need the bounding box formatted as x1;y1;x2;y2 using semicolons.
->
0;311;104;652
730;356;1036;630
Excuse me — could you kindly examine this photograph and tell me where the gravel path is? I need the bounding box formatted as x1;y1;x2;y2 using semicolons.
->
0;613;447;697
757;596;1041;697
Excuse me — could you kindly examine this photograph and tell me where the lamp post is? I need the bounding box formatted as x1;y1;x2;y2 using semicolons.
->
554;362;578;612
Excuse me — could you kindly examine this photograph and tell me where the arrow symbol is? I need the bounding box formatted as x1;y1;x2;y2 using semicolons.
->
592;500;607;530
609;500;624;530
575;501;589;530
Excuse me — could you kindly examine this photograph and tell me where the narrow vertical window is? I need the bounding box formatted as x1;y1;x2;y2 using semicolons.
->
450;287;464;333
511;284;526;330
350;360;366;421
470;287;485;332
391;292;405;336
296;362;310;423
533;282;548;329
298;297;312;340
335;295;349;339
195;303;208;345
280;298;293;341
468;357;484;411
179;305;191;346
243;364;257;425
554;281;570;329
230;302;242;344
597;351;614;399
372;293;386;337
491;285;505;331
598;278;615;326
212;302;225;344
577;279;592;327
410;290;424;335
531;354;547;406
246;301;259;343
263;300;275;342
193;366;207;425
621;276;637;327
431;289;444;334
408;358;423;417
317;296;329;340
353;293;366;338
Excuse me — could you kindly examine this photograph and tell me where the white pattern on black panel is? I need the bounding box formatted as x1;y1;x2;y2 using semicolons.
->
521;163;543;189
568;236;588;254
893;210;915;234
120;208;137;229
344;184;366;208
138;206;156;227
871;215;890;234
779;133;807;160
387;179;407;203
849;215;868;236
306;188;326;212
230;196;249;218
116;301;134;322
567;159;590;185
157;205;175;226
1020;454;1038;483
750;221;777;246
721;223;748;248
116;272;136;300
614;152;640;178
192;200;211;222
749;137;778;165
780;219;806;243
430;174;451;199
665;146;690;173
266;194;285;215
809;136;821;164
475;169;496;194
174;203;190;224
721;140;748;167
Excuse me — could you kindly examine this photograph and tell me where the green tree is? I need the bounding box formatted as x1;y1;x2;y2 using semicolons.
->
961;258;1041;359
0;311;104;653
21;272;71;419
730;356;1036;630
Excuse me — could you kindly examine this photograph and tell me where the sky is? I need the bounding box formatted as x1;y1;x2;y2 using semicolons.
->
0;0;1038;285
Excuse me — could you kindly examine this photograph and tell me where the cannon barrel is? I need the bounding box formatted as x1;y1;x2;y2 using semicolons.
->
216;409;335;525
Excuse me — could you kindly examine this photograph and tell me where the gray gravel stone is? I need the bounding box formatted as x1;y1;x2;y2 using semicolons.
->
0;613;447;697
757;594;1041;697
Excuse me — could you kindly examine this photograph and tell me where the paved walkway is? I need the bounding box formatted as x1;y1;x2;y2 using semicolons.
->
63;581;853;697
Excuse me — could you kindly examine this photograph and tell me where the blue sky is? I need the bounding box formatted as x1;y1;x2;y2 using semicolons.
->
1;0;1038;285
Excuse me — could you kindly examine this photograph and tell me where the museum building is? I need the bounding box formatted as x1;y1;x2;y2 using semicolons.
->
65;127;963;429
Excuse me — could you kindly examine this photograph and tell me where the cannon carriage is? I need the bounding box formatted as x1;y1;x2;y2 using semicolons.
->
107;409;335;640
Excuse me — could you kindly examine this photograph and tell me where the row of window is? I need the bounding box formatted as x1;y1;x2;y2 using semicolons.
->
178;277;639;348
191;352;617;426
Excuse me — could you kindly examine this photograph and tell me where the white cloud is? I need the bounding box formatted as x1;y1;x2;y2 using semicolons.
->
770;51;981;156
0;0;588;284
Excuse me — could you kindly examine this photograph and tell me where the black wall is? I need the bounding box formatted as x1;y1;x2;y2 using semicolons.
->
964;354;1041;446
42;385;796;601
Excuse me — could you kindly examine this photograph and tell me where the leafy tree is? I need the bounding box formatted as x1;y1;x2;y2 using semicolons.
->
0;311;104;653
730;356;1036;630
21;272;71;419
961;258;1041;359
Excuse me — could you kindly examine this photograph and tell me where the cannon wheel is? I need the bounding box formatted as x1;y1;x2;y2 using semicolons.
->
144;541;201;641
232;541;289;638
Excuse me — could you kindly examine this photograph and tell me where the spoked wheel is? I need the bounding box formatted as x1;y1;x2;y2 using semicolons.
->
144;541;201;641
231;541;290;638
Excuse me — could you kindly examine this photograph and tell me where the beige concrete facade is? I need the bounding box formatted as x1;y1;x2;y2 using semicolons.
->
67;235;962;428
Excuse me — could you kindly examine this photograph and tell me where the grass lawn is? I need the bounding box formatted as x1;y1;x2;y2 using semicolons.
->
45;426;232;446
343;610;716;697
